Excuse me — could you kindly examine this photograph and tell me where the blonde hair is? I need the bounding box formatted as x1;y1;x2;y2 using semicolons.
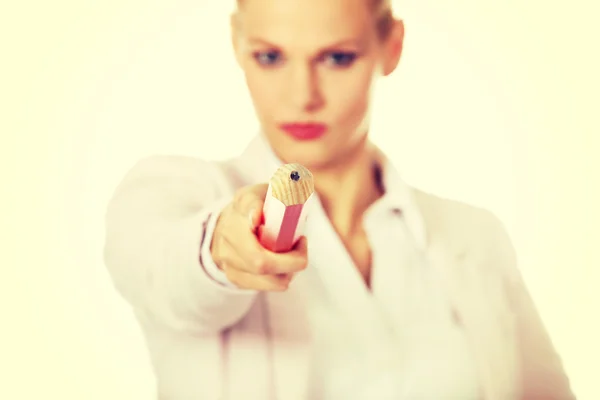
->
235;0;396;40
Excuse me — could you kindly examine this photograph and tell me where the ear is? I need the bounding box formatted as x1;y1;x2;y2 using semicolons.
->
382;19;405;76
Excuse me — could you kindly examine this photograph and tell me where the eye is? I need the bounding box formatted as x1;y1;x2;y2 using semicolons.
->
322;51;358;68
253;50;283;66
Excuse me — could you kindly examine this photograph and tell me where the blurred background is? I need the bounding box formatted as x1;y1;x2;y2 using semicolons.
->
2;0;598;398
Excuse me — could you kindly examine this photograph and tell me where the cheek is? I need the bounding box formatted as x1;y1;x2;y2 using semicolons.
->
323;64;375;127
243;67;279;119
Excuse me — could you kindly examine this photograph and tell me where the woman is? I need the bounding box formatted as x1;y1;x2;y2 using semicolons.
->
103;0;574;398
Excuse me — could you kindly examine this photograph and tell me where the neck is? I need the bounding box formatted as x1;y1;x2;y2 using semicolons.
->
312;137;384;238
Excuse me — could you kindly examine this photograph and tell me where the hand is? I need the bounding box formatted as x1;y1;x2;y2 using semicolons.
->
210;183;308;291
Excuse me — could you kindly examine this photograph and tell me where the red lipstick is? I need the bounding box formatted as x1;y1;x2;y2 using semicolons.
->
279;123;327;141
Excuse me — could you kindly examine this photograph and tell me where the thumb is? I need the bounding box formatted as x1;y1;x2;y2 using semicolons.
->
294;235;308;252
246;183;269;230
248;183;269;200
248;204;264;231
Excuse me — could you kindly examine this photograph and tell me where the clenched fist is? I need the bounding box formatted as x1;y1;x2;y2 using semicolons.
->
210;184;308;291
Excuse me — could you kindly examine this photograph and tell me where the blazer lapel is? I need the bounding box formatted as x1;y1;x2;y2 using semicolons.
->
416;191;519;400
233;137;519;399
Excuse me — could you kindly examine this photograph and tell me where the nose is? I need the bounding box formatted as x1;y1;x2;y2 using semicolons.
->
286;62;324;113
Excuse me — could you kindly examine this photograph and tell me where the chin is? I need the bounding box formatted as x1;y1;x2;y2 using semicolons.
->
265;128;366;171
274;144;352;173
275;146;330;169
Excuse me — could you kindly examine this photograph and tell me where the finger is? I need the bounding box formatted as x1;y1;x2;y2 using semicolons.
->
224;265;293;292
232;184;269;229
246;183;269;200
222;229;308;275
292;235;308;254
262;243;308;274
220;240;295;286
215;238;247;271
257;226;307;255
250;206;264;232
218;235;272;275
219;211;269;265
264;236;308;274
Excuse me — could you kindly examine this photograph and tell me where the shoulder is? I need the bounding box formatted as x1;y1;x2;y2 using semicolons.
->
121;155;226;183
412;188;516;262
413;188;504;233
109;154;243;206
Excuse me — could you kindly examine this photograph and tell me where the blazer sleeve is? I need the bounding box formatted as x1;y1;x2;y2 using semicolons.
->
492;216;576;399
103;155;258;335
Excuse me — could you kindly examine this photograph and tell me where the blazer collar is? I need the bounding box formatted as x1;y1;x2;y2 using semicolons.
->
235;133;519;400
237;133;428;250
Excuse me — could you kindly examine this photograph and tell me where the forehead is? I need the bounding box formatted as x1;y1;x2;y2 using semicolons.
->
240;0;374;47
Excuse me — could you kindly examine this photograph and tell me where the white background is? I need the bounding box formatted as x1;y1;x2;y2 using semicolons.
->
2;0;598;398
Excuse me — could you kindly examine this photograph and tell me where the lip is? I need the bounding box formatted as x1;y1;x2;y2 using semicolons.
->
279;122;328;141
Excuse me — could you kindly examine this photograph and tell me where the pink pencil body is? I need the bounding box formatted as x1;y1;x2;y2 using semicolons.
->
259;164;314;253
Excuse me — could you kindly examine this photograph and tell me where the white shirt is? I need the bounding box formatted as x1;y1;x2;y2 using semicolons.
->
104;134;574;400
200;138;481;399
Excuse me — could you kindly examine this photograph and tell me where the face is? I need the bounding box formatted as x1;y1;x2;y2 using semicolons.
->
232;0;403;170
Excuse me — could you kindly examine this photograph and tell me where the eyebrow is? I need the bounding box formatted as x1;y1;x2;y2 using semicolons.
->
247;37;365;50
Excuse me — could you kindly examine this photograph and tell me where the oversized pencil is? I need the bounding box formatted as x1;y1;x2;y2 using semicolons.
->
259;163;315;253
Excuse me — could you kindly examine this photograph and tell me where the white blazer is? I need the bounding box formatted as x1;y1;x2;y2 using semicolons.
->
104;134;574;400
